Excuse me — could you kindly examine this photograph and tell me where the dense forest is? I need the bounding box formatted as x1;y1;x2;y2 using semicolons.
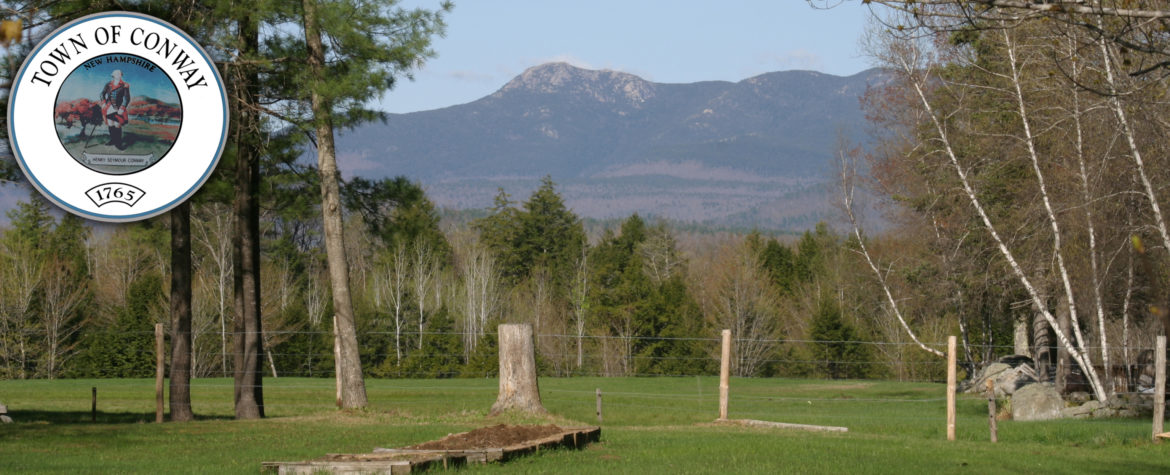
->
0;176;940;382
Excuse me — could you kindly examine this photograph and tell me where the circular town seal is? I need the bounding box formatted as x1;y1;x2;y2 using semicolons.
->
8;12;226;222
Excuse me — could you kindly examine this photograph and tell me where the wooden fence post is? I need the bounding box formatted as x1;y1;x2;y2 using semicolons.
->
719;329;731;421
987;379;997;443
1154;335;1166;442
596;388;602;424
155;323;165;423
91;387;97;423
947;335;957;441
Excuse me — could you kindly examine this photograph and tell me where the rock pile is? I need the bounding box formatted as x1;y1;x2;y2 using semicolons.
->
968;355;1038;398
968;355;1147;420
1058;399;1139;419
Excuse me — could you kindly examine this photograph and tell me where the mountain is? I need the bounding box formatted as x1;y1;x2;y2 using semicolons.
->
334;62;886;230
2;63;886;229
342;63;881;179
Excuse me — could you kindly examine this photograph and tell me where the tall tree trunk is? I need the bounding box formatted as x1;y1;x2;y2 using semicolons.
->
1033;296;1051;380
1064;33;1111;396
169;201;194;422
303;0;368;409
1123;243;1135;390
1056;300;1072;393
1013;313;1029;357
232;14;264;420
491;324;546;415
1097;28;1170;336
1001;27;1099;393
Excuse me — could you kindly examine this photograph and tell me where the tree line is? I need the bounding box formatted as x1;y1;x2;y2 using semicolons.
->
0;176;934;388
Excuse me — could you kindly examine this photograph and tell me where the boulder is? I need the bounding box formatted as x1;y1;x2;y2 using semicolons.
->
970;355;1039;398
0;415;10;423
1012;383;1064;421
0;402;7;414
1061;400;1100;419
968;363;1010;393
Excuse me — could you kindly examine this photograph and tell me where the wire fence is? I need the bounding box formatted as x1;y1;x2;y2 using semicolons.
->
2;329;1163;382
1;334;1165;459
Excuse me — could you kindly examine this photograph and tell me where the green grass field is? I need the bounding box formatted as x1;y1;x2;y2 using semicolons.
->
0;377;1165;473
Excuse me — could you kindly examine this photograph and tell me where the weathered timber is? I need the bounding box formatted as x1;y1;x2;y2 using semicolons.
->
1154;335;1166;442
947;335;957;441
719;329;731;421
262;426;600;474
714;418;848;433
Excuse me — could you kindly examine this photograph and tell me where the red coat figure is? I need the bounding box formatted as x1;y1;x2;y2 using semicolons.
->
100;69;130;148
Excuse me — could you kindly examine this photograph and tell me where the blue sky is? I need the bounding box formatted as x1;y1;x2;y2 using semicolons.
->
379;1;874;113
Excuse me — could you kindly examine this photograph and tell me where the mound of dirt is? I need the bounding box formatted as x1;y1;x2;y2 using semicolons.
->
407;424;566;451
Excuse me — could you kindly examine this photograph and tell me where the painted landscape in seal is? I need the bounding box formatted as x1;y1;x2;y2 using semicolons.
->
53;52;182;175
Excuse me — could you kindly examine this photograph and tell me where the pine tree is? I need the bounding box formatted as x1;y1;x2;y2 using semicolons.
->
476;177;586;288
809;296;869;380
294;0;449;409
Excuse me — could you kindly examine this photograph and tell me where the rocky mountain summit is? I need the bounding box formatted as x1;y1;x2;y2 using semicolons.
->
332;62;886;229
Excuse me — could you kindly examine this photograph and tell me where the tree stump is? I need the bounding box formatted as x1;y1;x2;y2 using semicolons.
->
490;324;546;415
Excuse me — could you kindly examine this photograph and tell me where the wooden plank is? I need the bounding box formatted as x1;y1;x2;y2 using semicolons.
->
268;426;600;473
717;418;848;433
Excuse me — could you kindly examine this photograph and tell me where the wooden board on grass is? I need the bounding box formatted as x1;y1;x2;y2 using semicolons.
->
262;425;600;474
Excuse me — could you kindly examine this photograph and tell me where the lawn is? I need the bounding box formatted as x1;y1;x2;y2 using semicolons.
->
0;377;1165;473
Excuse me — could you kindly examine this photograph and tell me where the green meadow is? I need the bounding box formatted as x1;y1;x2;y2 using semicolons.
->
0;377;1164;473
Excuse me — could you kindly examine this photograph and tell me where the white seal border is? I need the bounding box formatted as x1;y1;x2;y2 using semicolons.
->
7;11;228;223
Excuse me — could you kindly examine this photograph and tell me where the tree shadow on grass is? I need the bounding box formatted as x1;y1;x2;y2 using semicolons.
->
4;409;233;426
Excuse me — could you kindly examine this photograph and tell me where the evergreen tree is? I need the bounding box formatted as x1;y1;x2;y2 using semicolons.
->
476;176;585;288
809;295;870;380
344;176;451;259
401;308;462;378
639;275;713;375
759;238;799;295
588;214;707;375
291;0;449;409
69;274;162;378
